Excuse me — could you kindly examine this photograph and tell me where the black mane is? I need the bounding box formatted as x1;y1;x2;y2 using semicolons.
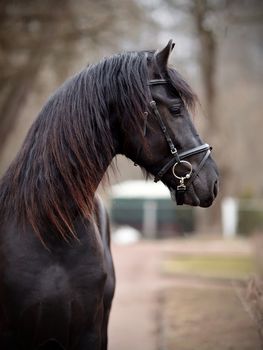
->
0;49;196;240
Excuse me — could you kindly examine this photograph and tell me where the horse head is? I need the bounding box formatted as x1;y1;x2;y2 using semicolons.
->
119;40;219;207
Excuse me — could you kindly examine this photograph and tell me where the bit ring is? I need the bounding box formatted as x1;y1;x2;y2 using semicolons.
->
172;160;192;180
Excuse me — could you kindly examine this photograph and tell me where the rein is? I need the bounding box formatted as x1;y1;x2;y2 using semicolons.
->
147;79;212;205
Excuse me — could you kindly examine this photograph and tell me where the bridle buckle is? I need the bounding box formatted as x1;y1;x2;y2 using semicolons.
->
177;178;186;191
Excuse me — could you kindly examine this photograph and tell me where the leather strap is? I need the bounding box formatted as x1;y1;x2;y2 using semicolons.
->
148;79;168;86
176;187;186;205
154;144;211;183
178;144;211;160
186;148;211;187
150;100;180;162
147;78;212;205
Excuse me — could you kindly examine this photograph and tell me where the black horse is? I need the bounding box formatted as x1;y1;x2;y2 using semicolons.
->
0;40;219;349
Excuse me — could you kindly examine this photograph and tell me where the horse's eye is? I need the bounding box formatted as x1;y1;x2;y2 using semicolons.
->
169;104;181;115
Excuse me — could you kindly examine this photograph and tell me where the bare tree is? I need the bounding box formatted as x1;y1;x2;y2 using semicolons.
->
0;0;155;159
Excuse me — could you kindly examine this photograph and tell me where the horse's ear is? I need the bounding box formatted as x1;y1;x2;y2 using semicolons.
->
156;39;175;71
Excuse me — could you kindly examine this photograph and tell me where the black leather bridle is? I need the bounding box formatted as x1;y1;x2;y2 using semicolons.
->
147;78;212;205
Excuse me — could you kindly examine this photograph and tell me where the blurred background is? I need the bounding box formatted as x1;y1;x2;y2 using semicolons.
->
0;0;263;349
1;0;263;234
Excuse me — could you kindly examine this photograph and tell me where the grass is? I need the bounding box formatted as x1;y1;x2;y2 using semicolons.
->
162;255;255;280
158;242;262;349
161;287;262;350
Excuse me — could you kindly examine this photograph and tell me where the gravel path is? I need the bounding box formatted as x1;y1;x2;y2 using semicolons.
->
108;238;257;350
108;242;161;350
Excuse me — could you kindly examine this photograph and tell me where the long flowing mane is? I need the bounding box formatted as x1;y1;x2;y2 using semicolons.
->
0;50;196;240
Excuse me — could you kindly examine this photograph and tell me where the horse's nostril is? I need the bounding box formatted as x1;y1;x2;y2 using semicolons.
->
213;180;219;197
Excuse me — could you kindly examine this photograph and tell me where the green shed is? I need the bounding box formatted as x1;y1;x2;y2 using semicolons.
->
110;180;195;238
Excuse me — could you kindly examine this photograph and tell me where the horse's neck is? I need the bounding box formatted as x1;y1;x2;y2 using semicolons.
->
0;68;121;240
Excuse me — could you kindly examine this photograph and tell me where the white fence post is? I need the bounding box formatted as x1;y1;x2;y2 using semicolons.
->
143;200;157;239
222;197;238;238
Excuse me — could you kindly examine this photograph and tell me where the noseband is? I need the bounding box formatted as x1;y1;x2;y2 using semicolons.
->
148;79;212;205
